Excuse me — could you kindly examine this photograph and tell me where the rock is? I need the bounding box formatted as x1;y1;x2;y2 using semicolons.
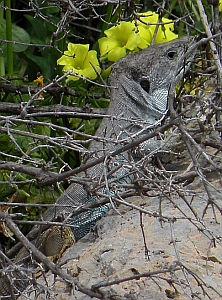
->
20;186;222;300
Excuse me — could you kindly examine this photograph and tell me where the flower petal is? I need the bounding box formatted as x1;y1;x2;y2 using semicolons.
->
62;66;79;81
83;50;101;79
136;25;153;45
104;21;135;39
99;21;142;61
57;50;74;66
69;44;89;69
98;37;120;56
157;30;178;43
125;32;141;50
137;11;178;43
138;11;158;24
108;47;126;62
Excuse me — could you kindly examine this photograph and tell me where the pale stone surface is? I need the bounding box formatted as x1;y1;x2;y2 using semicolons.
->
20;182;222;300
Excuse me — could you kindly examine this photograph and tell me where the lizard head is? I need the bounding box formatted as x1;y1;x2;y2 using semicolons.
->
109;37;195;123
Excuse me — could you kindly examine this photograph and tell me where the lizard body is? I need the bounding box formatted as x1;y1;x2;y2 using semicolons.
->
42;37;194;230
0;37;195;298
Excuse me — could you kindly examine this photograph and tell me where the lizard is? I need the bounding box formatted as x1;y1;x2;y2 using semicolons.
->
0;36;195;298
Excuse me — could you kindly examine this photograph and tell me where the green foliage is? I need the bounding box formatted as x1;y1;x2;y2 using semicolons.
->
0;19;30;56
23;13;62;79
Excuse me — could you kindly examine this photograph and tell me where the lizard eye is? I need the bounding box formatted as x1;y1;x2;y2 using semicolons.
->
140;79;150;93
167;50;177;60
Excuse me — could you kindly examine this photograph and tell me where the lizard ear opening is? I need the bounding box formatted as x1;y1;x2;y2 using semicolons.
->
167;50;177;60
140;79;150;93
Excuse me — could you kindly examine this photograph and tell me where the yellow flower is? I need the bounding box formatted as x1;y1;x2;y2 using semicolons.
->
136;11;178;47
219;0;222;11
98;21;142;62
57;43;101;81
98;12;178;62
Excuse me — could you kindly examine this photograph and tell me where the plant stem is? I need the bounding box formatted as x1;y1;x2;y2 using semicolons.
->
0;6;5;76
5;0;13;75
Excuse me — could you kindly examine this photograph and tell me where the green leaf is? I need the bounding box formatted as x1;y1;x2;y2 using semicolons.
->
24;14;48;41
0;19;30;56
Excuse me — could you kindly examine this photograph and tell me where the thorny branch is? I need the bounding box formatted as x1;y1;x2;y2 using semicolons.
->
0;211;105;299
0;1;221;299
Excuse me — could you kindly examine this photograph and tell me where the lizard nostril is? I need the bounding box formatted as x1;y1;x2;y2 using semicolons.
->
140;79;150;93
